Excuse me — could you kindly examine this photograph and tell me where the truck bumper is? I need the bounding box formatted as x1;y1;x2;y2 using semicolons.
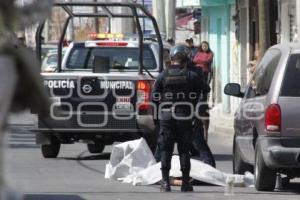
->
257;137;300;169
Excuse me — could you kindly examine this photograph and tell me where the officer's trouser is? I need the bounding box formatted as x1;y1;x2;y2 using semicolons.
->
158;111;193;171
154;118;215;168
191;118;216;167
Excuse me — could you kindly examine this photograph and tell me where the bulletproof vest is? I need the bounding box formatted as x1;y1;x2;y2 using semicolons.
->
162;67;190;103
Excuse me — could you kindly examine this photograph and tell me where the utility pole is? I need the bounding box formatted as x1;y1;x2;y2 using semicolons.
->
297;0;300;42
258;0;270;56
94;0;99;32
165;0;176;40
111;0;134;33
153;0;166;38
142;0;145;33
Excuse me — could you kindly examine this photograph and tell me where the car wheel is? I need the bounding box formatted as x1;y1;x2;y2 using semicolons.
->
254;144;276;191
87;141;105;154
233;135;253;174
41;135;61;158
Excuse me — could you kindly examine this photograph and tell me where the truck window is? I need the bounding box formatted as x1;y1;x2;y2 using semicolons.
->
246;49;281;98
66;47;157;70
67;48;89;69
281;54;300;96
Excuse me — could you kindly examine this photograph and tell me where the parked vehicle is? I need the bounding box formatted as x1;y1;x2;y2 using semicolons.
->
34;2;168;159
225;43;300;191
41;49;66;72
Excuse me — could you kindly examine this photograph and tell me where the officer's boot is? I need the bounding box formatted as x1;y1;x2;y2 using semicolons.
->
160;170;171;192
181;170;193;192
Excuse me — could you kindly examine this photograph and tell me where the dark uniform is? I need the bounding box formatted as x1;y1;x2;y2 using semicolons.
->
191;116;216;167
152;45;210;192
187;50;216;168
153;52;216;168
189;66;215;168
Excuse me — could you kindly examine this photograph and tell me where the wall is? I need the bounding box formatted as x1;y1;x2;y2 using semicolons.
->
230;4;243;114
279;0;296;43
201;2;235;113
238;1;249;88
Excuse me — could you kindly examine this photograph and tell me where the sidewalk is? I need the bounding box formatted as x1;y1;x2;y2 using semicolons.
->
208;104;234;135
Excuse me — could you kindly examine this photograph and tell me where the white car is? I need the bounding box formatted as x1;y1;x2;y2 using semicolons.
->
41;49;66;72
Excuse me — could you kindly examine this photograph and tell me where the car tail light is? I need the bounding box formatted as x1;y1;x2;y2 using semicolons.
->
137;80;151;111
265;104;281;132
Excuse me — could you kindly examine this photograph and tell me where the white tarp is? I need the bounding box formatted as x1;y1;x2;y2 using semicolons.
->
105;138;254;187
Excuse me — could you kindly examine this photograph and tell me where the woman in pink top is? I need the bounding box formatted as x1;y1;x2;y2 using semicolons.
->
193;41;214;83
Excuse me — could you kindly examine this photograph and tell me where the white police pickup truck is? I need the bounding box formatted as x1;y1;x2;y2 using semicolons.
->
34;2;170;158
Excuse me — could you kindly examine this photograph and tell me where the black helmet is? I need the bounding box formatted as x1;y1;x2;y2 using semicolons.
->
170;44;189;61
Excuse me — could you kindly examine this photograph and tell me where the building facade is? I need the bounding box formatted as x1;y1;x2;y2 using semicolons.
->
279;0;298;43
200;0;236;113
234;0;280;112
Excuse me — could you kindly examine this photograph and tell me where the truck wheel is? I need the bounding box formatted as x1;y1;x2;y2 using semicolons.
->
41;135;61;158
233;135;253;174
254;144;276;191
87;141;105;153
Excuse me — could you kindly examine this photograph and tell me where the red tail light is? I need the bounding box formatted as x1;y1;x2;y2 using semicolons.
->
265;104;281;132
137;80;151;111
96;42;128;47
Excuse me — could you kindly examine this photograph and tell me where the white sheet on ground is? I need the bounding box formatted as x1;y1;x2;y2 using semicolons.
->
105;138;254;187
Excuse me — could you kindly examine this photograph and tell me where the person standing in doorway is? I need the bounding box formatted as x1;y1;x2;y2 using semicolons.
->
192;41;214;152
193;41;214;84
248;49;260;75
185;37;197;60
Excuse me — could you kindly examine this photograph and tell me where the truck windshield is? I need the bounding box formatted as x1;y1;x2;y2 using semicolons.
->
66;46;157;70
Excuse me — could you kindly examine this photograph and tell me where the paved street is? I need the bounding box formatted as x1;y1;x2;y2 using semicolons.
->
1;1;300;200
2;119;300;200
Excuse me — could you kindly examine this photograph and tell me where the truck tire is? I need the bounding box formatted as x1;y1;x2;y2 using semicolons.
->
87;141;105;154
254;144;276;191
233;135;253;174
41;135;61;158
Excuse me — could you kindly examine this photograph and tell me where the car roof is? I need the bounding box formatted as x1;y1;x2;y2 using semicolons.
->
270;43;300;54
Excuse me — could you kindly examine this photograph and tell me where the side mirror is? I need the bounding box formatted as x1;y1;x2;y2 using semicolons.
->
93;56;110;73
224;83;244;98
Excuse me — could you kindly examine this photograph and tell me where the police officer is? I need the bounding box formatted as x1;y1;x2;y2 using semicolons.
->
185;37;197;60
152;44;210;192
154;55;216;168
186;48;216;168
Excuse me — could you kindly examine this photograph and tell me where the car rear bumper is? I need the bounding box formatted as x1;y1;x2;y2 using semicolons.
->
258;137;300;169
35;113;155;133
